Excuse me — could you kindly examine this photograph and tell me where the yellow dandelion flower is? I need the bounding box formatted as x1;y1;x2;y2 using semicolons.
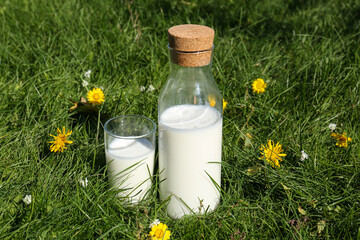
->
87;87;105;105
208;95;228;111
252;78;267;94
207;94;216;107
260;140;286;168
246;133;253;139
148;223;171;240
331;132;352;148
223;99;228;110
48;127;73;152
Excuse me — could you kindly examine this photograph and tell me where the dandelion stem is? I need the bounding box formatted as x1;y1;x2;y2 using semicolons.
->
93;109;101;169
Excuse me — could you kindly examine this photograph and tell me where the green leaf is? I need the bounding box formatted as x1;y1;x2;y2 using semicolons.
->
298;206;307;215
280;182;291;191
246;165;262;176
244;136;252;148
14;194;23;203
317;220;326;234
334;205;342;213
8;203;17;216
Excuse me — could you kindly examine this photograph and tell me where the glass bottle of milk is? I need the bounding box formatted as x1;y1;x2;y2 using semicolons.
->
158;24;223;219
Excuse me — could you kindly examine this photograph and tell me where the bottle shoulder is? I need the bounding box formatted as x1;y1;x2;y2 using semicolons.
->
158;69;223;115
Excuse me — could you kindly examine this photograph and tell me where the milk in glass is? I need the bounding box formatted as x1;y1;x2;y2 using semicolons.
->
106;138;155;203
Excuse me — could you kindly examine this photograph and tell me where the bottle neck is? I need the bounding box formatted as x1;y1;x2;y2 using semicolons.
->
158;45;222;116
168;44;214;68
169;60;212;74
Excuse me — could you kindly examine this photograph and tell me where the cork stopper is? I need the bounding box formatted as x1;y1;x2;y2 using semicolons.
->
168;24;215;67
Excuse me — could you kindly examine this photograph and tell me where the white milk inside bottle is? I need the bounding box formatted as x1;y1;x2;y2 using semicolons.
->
159;104;222;219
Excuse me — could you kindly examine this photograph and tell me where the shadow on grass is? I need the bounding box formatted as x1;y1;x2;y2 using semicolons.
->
145;0;360;42
68;112;108;172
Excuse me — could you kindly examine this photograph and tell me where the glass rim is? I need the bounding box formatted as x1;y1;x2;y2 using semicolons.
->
167;44;215;54
104;115;157;139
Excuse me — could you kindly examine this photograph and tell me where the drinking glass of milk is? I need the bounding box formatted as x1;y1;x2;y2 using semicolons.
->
104;115;156;204
158;24;223;219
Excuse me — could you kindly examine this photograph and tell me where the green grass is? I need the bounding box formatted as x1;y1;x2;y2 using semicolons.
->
1;0;360;239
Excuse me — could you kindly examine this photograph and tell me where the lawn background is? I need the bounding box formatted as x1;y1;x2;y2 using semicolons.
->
1;0;360;239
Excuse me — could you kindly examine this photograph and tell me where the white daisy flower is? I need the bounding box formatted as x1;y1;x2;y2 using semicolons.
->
328;123;336;131
79;178;88;188
84;70;92;79
23;195;32;205
82;79;89;87
148;84;155;92
139;86;146;92
149;219;160;228
300;150;309;161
